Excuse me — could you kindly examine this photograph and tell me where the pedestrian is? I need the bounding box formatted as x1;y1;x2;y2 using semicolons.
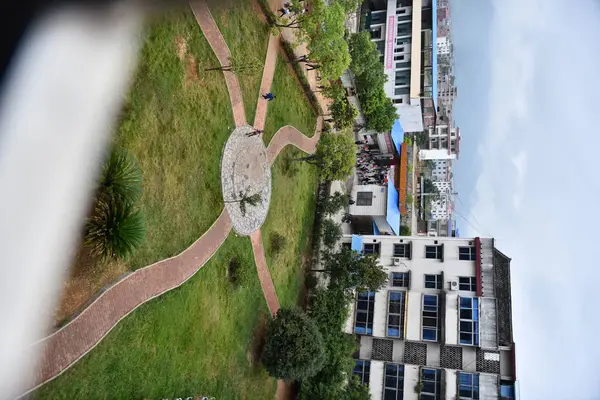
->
262;92;276;101
247;129;263;137
278;7;290;17
297;54;309;62
306;63;320;71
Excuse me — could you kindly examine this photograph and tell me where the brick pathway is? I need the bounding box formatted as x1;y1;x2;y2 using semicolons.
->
253;35;279;129
249;230;280;316
266;117;323;165
22;210;231;396
190;1;247;127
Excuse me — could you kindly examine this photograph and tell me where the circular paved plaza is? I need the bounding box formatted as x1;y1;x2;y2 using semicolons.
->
221;125;272;235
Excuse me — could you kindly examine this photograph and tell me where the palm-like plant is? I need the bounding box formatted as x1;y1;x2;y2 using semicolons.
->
99;146;143;204
85;196;146;260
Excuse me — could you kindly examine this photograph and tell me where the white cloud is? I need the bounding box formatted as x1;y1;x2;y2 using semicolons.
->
455;0;600;398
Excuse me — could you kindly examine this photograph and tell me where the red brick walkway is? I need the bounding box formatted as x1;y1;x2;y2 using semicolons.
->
23;210;231;396
253;35;279;129
250;230;280;316
190;1;247;127
267;118;323;165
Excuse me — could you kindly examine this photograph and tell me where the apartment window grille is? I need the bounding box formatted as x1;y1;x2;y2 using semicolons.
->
459;246;476;261
354;291;375;334
422;294;439;341
459;297;480;346
387;291;406;338
383;363;404;400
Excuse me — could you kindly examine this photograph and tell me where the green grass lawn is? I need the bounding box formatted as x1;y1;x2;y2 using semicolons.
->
263;55;317;144
116;8;233;270
35;235;277;400
208;0;270;122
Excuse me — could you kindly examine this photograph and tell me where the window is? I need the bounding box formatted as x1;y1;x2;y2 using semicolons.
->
500;384;515;400
354;291;375;334
396;7;406;14
458;372;479;399
353;360;371;386
356;191;373;206
422;295;439;341
459;297;480;346
421;368;442;400
392;98;403;104
394;54;405;61
387;291;406;338
391;272;410;287
425;245;443;260
459;277;476;292
370;26;382;40
363;243;380;255
393;243;411;258
459;246;476;261
383;363;404;400
424;274;442;289
396;22;411;37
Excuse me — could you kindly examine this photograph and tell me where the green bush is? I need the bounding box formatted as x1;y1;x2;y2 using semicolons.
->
85;196;146;260
269;232;287;256
400;225;411;236
321;219;342;249
99;146;143;205
261;308;325;381
322;191;348;215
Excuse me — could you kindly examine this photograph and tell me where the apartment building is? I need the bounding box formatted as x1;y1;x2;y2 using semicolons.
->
343;235;517;400
418;125;460;160
364;0;437;133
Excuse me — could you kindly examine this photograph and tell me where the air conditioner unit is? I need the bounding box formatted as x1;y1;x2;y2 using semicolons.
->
449;280;459;291
393;257;403;266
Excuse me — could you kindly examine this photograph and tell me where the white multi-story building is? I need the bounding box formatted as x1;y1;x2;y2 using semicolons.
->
431;159;451;182
436;36;451;55
343;235;518;400
419;125;460;160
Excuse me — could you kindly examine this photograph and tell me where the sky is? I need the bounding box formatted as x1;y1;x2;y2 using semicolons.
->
451;0;600;398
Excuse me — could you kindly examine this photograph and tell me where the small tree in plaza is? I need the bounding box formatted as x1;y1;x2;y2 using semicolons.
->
328;97;358;130
293;130;356;182
261;307;325;381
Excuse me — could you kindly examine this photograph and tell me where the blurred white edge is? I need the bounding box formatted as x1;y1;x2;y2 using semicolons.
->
0;3;142;398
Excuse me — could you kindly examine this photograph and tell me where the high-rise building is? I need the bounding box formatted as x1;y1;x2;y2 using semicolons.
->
342;235;518;400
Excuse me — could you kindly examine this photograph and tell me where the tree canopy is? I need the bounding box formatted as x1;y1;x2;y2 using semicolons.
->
261;307;325;381
329;96;358;130
296;130;355;181
348;32;397;132
318;247;387;293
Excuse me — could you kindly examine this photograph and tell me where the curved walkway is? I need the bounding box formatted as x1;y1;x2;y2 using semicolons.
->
266;119;322;165
23;210;231;396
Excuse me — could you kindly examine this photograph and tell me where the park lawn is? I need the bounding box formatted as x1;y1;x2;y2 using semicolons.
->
35;234;277;400
261;147;319;308
56;8;236;324
263;55;317;144
208;0;270;122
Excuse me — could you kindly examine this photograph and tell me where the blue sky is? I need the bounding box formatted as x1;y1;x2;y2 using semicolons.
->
451;0;600;398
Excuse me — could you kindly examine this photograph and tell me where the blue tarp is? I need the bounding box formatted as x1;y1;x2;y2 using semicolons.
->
391;119;404;153
373;221;381;235
351;235;364;252
432;0;438;110
386;179;401;235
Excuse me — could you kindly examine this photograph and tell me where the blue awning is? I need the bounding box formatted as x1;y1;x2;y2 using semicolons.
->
373;221;381;235
391;119;404;153
432;0;438;110
386;179;401;235
351;235;363;252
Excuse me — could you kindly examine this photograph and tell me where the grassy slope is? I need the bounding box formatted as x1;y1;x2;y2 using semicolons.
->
35;235;276;400
116;9;233;270
261;55;318;308
209;0;270;122
263;56;317;144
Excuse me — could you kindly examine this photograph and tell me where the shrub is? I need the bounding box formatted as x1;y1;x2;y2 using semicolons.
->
85;196;146;260
270;232;287;256
400;225;411;236
99;146;143;205
261;308;325;381
228;257;241;285
321;219;342;249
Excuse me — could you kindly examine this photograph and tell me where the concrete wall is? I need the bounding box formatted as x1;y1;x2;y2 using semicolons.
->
369;360;385;400
403;365;420;400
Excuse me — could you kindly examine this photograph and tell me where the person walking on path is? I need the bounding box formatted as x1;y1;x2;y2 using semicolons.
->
262;92;276;101
247;129;263;137
306;63;320;71
278;7;290;17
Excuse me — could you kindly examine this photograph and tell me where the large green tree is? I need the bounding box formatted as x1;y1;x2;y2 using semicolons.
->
329;96;358;130
261;307;325;381
316;247;387;292
294;130;356;182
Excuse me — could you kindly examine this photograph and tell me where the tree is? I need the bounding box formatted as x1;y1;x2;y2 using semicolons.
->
294;130;356;182
336;0;362;13
362;88;397;132
85;196;146;260
205;54;263;75
400;225;411;236
321;82;346;101
322;191;348;215
225;191;262;216
345;376;371;400
348;31;381;78
321;219;342;249
329;97;358;130
261;308;325;381
316;248;387;292
422;179;440;196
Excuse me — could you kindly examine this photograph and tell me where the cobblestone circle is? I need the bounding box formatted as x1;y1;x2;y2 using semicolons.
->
221;124;272;235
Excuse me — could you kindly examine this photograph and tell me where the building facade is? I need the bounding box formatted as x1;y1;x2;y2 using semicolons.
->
365;0;437;133
418;125;460;160
343;235;518;400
